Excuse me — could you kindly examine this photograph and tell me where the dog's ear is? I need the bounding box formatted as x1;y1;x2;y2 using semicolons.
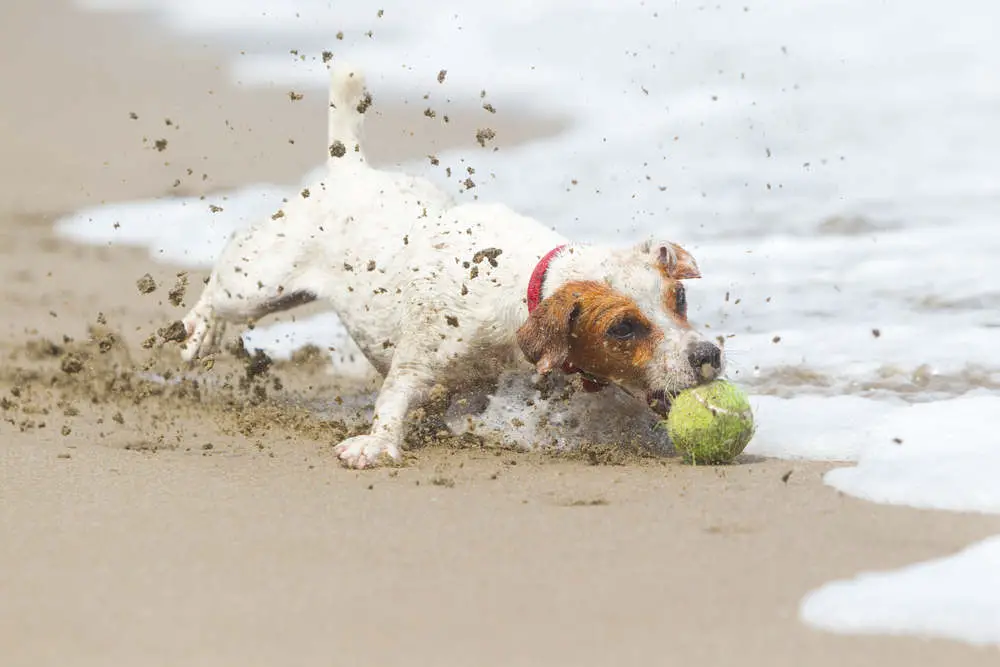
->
642;240;701;280
517;288;580;375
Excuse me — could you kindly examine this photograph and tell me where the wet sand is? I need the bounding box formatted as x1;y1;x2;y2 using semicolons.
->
2;1;999;665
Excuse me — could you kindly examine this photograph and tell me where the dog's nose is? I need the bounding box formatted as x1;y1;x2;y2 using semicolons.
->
687;341;722;379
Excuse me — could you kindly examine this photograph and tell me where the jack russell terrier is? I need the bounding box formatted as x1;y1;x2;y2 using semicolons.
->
180;64;724;468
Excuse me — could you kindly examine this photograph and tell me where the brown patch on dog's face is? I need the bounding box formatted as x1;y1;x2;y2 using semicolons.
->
517;281;663;388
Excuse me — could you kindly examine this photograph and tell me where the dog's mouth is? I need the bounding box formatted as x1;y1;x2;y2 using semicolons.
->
646;390;677;418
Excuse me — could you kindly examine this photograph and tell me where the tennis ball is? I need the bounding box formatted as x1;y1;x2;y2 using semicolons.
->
663;380;755;464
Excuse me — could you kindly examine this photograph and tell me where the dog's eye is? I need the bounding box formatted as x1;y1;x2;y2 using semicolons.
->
675;283;688;317
607;320;638;340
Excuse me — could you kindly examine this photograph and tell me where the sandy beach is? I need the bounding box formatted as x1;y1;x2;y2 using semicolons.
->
2;1;999;665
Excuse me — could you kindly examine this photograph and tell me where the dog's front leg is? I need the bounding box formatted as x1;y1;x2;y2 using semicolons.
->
333;358;436;469
334;283;471;469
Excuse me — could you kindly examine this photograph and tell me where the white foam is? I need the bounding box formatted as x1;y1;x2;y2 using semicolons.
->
784;392;1000;646
801;536;1000;646
748;393;1000;513
56;185;291;269
745;395;891;461
823;394;1000;515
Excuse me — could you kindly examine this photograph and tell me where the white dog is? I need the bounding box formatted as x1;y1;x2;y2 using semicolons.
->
180;65;724;468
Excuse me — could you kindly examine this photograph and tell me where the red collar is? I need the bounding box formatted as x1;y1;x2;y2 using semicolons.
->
525;244;607;392
526;244;566;313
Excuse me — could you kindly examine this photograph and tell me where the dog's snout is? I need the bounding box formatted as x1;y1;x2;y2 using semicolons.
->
687;341;722;379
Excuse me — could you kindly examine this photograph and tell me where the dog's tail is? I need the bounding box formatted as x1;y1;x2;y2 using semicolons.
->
327;62;370;164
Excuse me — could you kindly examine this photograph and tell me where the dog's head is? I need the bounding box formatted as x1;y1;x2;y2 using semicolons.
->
516;240;723;416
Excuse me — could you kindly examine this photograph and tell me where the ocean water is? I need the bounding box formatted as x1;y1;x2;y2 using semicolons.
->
61;0;1000;646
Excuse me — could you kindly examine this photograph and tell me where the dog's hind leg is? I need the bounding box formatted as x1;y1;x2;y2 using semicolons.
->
179;222;319;362
181;63;371;362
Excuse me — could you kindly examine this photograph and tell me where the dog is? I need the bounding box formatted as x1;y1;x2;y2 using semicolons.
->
179;64;724;468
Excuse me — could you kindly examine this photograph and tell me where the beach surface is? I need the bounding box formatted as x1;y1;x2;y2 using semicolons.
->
2;2;999;666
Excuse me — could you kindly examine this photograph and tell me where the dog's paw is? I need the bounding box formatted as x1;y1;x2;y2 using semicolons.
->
334;434;401;469
179;309;223;362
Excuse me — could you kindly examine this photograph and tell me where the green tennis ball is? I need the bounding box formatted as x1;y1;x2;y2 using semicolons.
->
663;380;755;465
